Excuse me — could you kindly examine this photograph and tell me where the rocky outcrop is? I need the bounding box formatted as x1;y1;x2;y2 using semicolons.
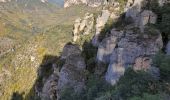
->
92;9;111;46
64;0;109;8
97;29;123;63
133;56;160;79
73;13;94;42
61;43;81;59
57;43;86;98
97;28;163;85
41;74;59;100
133;57;152;71
126;9;157;33
166;41;170;55
125;0;158;32
125;0;146;20
34;43;86;100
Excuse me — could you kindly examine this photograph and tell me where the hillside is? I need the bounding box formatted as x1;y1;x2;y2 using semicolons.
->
0;0;170;100
0;0;101;99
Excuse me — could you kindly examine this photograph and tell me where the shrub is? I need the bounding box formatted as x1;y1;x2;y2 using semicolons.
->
130;93;169;100
153;52;170;81
150;2;170;39
60;75;113;100
62;69;161;100
110;68;160;99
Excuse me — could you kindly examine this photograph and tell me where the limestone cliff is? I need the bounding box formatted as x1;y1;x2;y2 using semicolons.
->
64;0;110;7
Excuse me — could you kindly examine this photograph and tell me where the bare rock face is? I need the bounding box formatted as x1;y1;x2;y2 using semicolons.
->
61;43;81;59
73;18;81;42
133;57;160;79
125;0;158;33
57;44;86;98
97;28;163;85
133;57;152;71
92;10;111;46
126;9;157;33
97;29;123;63
73;13;94;42
166;41;170;55
125;0;146;21
138;10;157;33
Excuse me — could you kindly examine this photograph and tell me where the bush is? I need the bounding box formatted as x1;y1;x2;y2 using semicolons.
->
153;52;170;81
150;1;170;39
60;68;170;100
130;93;169;100
60;75;113;100
110;68;160;99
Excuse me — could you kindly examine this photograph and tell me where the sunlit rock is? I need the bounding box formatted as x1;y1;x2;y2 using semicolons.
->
133;57;152;71
92;10;110;46
73;13;94;42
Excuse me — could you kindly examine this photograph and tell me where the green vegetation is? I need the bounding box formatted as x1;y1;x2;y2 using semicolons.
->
0;4;101;99
130;93;169;100
61;68;170;100
149;1;170;39
153;52;170;81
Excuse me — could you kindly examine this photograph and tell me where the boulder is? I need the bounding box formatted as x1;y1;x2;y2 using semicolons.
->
133;56;160;79
166;41;170;55
133;57;152;71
